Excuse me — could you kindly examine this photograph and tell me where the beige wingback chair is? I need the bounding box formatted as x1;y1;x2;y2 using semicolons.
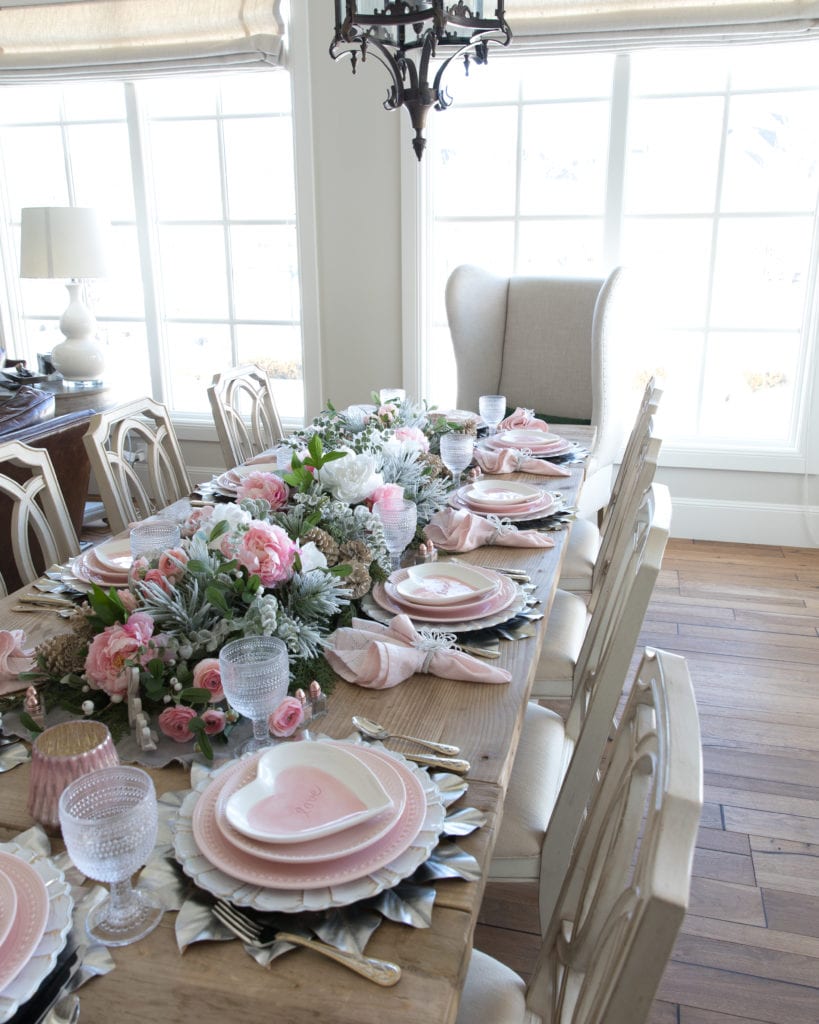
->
445;265;631;517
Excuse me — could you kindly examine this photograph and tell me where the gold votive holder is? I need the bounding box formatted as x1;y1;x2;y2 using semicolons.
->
28;721;119;831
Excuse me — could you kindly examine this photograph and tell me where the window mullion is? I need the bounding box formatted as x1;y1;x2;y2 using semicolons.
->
125;80;167;405
603;52;629;268
214;87;238;366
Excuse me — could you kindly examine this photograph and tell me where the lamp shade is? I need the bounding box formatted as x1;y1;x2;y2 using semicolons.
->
20;206;108;279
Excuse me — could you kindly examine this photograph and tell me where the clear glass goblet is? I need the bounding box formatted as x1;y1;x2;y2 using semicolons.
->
440;432;475;490
58;765;162;947
374;498;418;573
479;394;506;435
129;520;181;587
219;636;290;756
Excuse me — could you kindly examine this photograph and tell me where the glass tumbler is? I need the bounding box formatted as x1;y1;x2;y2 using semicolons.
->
59;765;162;947
218;636;290;756
374;498;418;572
129;520;182;587
440;432;475;490
479;394;506;435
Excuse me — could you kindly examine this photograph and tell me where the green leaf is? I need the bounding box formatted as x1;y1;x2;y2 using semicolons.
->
208;519;230;543
307;432;322;463
179;687;211;705
20;711;43;734
321;450;347;463
185;559;208;574
188;717;213;760
205;585;231;615
329;563;353;577
147;658;166;679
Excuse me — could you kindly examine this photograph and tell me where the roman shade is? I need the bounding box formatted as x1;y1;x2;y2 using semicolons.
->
0;0;285;81
506;0;819;51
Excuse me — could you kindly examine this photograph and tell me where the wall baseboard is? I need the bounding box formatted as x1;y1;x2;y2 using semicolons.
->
671;497;819;548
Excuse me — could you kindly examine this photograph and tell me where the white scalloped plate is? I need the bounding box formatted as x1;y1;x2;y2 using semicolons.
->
0;844;73;1024
173;742;445;912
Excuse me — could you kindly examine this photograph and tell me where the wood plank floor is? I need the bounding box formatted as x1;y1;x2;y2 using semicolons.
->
474;538;819;1023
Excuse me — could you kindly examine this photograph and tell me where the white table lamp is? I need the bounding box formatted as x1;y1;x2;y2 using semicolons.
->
20;206;109;383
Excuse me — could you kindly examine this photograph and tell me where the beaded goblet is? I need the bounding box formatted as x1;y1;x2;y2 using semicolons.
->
219;636;290;756
374;498;418;572
59;766;161;947
440;432;475;490
478;394;506;435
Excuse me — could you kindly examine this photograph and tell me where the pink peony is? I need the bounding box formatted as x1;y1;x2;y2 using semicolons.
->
157;547;188;582
84;613;158;697
394;426;429;451
367;482;405;511
236;471;289;509
201;708;227;735
192;658;224;703
269;696;304;738
158;705;197;742
237;522;298;587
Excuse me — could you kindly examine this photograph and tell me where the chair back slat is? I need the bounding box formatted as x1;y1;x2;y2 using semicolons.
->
208;365;285;468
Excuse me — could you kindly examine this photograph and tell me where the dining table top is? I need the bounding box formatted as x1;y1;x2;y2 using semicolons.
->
0;424;594;1024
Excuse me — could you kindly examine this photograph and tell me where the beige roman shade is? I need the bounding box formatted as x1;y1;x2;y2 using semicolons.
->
0;0;285;81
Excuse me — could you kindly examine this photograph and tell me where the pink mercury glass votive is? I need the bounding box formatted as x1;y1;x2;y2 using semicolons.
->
28;721;119;832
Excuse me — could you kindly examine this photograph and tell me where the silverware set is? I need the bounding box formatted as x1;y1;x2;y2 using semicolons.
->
352;716;469;773
212;901;402;986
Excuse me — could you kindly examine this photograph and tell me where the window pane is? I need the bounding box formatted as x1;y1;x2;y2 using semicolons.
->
164;323;233;413
224;117;295;220
62;81;126;120
236;324;304;422
230;225;300;321
96;226;144;320
520;53;614;101
150;121;223;220
220;70;292;115
97;323;152;398
1;125;69;210
158;225;229;319
517;219;604;274
139;77;220;118
639;330;707;442
67;123;135;220
430;221;516;324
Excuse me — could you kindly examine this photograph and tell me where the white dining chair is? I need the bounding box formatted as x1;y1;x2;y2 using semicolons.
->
207;364;285;468
445;264;632;518
457;646;703;1024
533;435;662;701
82;397;191;534
490;482;672;888
559;377;662;593
0;439;79;596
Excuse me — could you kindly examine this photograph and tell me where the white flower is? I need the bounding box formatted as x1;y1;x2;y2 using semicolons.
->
299;541;328;573
209;502;252;531
320;450;384;505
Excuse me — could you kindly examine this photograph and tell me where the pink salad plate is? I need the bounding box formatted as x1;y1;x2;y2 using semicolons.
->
393;563;500;608
191;745;427;889
88;538;132;574
486;431;573;456
0;852;49;992
213;463;279;494
0;869;16;950
375;568;518;623
69;550;129;587
449;486;557;522
213;748;407;863
461;481;543;511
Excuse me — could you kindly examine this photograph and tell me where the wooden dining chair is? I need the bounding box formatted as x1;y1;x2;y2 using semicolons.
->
559;377;662;594
0;439;79;595
457;647;703;1024
207;364;285;468
82;397;191;534
533;435;662;700
490;482;672;886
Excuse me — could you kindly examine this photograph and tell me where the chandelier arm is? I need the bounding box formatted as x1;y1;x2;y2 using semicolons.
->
330;31;409;108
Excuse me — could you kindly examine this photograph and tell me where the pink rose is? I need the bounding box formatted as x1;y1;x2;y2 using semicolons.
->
142;567;170;592
158;705;197;742
157;547;188;582
182;505;213;538
377;403;398;423
201;708;227;735
269;696;304;738
85;612;156;697
116;588;138;612
367;482;405;511
236;471;289;509
192;658;224;702
498;407;549;431
394;426;429;451
237;522;298;587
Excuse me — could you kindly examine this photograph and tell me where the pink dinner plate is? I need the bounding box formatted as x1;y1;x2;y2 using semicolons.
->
213;748;407;863
487;434;573;456
192;745;427;890
69;551;128;587
462;482;542;510
0;852;49;992
0;868;16;950
449;487;557;522
375;569;518;622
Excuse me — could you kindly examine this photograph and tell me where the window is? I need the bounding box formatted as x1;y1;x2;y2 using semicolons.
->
424;41;819;456
0;70;304;422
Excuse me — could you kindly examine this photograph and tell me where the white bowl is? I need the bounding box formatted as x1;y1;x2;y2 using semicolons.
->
224;743;394;844
394;561;499;606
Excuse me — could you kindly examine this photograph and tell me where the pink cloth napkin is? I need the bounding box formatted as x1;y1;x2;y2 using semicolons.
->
474;447;570;478
423;508;555;553
0;629;35;696
498;407;549;431
325;615;511;688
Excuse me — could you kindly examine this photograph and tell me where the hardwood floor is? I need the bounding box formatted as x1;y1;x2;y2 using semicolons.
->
474;538;819;1023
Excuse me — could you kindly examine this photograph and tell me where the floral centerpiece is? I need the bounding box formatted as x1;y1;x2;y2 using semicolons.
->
14;398;462;757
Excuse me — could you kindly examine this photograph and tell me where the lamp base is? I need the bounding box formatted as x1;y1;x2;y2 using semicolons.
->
51;281;105;382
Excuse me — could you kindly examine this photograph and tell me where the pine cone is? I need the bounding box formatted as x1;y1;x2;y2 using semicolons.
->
37;632;88;678
418;452;444;479
302;527;339;566
341;560;373;599
338;539;371;565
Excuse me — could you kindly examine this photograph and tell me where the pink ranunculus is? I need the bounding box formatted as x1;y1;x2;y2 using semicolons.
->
394;426;430;451
157;547;189;582
142;567;171;592
237;522;298;587
269;696;304;738
377;403;398;423
498;407;550;431
201;708;227;735
367;482;405;511
116;588;138;613
192;657;224;702
158;705;197;742
236;471;289;509
84;612;157;697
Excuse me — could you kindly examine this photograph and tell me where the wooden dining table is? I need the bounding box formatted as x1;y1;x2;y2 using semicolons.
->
0;425;593;1024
